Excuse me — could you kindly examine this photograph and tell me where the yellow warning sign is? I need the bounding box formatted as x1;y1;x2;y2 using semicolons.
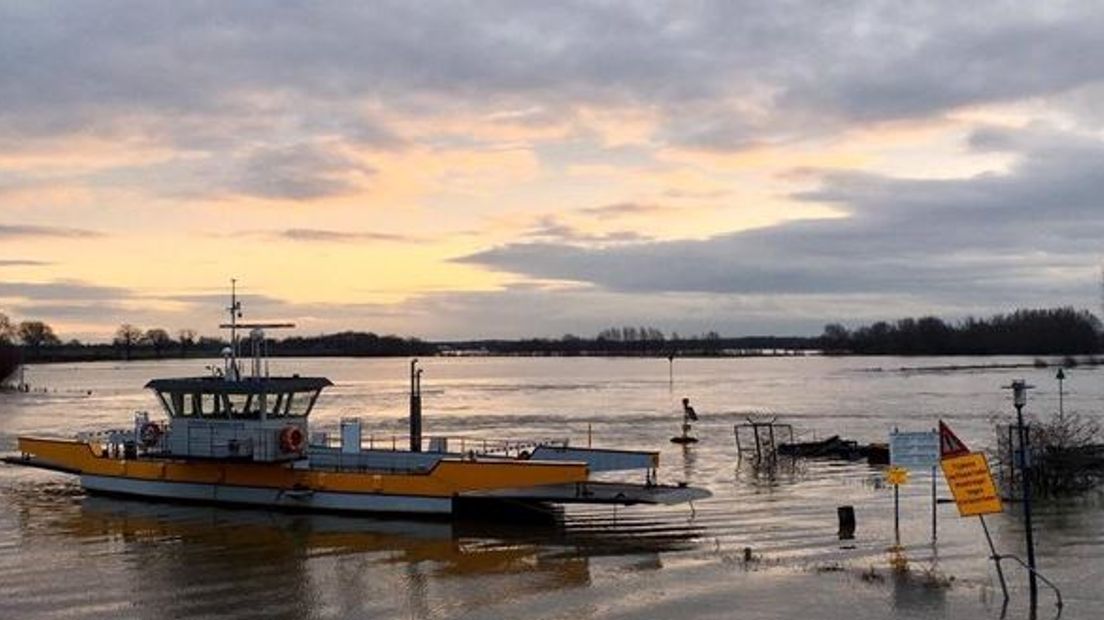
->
886;466;909;485
940;452;1003;517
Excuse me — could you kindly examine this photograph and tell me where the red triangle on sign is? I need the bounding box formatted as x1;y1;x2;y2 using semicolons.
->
939;420;970;458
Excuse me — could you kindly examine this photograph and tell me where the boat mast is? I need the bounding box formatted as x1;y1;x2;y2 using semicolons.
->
227;279;242;380
218;281;295;381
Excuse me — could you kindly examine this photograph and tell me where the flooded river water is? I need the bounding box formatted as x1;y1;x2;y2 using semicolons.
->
1;355;1101;619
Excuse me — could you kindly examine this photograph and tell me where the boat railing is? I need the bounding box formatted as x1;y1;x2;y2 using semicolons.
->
422;435;570;457
309;432;569;457
78;419;172;459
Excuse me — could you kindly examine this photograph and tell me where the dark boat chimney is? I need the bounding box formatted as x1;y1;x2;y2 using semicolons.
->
410;359;422;452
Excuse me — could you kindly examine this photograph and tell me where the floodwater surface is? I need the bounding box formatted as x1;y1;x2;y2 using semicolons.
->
1;356;1100;619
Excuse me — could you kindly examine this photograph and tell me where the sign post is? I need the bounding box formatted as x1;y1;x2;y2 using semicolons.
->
931;462;937;542
886;465;908;545
890;429;940;545
938;420;1008;601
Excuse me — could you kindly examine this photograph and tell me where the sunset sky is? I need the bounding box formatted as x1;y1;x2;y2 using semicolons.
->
2;2;1103;341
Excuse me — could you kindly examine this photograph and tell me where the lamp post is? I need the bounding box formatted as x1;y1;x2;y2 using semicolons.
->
1008;379;1039;608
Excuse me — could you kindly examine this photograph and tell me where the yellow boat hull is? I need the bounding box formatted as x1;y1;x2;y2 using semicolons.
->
12;437;590;516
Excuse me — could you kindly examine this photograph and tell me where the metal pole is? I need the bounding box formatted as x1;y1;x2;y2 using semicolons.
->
752;424;761;461
979;515;1010;603
1014;397;1039;607
931;464;938;544
894;482;900;547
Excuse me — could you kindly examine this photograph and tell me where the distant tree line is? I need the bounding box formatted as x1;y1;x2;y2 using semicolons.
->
277;331;436;357
819;307;1102;355
0;312;434;363
442;326;812;356
5;307;1101;365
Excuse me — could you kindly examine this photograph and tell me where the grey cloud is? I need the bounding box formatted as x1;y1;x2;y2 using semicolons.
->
227;144;375;201
460;127;1104;310
0;280;135;301
783;7;1104;124
658;112;765;152
278;229;415;243
140;142;376;201
522;215;651;244
0;259;51;266
578;202;668;219
13;302;135;323
158;291;407;322
3;2;1104;155
0;225;103;239
663;188;730;200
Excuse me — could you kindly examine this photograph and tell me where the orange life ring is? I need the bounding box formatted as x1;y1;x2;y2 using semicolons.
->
139;422;162;447
279;426;305;453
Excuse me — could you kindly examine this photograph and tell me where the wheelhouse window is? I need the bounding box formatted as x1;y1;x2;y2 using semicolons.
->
170;392;188;417
155;391;174;417
199;393;221;417
222;393;259;418
286;390;319;417
265;393;288;417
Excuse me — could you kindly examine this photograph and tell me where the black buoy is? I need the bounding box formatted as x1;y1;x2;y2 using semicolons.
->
838;505;856;540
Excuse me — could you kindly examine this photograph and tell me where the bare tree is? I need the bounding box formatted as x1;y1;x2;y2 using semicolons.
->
114;324;144;361
145;328;172;358
0;312;14;345
996;412;1104;497
18;321;60;356
177;328;197;358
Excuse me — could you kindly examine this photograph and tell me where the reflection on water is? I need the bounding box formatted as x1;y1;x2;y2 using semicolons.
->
3;356;1104;618
680;443;697;483
735;454;806;490
0;478;702;619
885;548;950;616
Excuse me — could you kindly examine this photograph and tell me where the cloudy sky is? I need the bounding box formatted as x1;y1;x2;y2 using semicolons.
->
2;1;1103;341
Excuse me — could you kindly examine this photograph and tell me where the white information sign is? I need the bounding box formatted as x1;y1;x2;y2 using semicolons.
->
890;431;940;470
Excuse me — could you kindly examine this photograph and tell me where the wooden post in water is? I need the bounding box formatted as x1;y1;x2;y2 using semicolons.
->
838;505;856;540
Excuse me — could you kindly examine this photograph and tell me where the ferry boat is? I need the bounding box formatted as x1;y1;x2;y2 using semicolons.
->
4;289;710;518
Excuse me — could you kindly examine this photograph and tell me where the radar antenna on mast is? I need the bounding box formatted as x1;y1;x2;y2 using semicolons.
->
218;280;295;380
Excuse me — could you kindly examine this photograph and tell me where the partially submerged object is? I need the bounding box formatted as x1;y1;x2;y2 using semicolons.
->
777;435;889;465
734;417;794;462
3;286;710;518
733;416;888;466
